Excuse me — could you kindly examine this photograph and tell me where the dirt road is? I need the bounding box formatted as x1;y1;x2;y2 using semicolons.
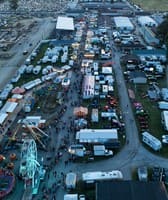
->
0;17;55;90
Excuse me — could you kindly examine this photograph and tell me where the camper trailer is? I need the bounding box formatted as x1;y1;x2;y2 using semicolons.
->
161;111;168;131
33;65;41;75
142;132;162;151
158;102;168;110
93;145;113;157
26;65;33;73
64;194;78;200
82;170;123;184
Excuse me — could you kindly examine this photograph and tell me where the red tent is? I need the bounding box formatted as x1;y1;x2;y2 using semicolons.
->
12;87;25;94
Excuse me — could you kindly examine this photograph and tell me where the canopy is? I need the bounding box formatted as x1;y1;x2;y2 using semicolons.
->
128;89;135;100
12;87;25;94
56;16;74;31
73;107;88;117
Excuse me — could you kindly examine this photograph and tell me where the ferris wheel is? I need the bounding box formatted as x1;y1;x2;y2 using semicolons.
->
20;139;40;188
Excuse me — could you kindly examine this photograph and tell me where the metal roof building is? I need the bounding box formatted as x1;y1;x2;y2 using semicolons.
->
96;181;168;200
139;26;160;46
114;17;134;32
56;16;75;31
76;129;118;143
138;16;158;27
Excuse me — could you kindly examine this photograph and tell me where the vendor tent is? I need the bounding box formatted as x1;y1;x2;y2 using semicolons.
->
128;89;135;100
1;102;18;113
0;113;8;124
73;107;88;117
12;87;25;94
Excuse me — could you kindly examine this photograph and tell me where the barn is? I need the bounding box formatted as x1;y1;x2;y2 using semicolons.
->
137;16;158;27
56;16;75;38
129;71;147;84
113;17;134;33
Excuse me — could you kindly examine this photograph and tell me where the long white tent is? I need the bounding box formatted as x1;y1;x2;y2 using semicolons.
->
1;102;18;113
76;129;118;143
114;16;134;32
0;113;8;124
137;16;158;27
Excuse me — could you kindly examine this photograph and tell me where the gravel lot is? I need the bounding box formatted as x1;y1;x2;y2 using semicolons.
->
0;0;68;12
0;17;55;90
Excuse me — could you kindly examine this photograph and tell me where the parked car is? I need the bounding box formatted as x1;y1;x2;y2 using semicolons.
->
79;195;85;200
162;138;168;144
162;135;168;139
23;50;28;55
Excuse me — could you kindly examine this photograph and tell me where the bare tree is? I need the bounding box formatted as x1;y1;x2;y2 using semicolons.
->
9;0;19;10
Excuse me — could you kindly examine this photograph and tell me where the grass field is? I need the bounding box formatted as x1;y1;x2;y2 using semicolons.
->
129;0;168;11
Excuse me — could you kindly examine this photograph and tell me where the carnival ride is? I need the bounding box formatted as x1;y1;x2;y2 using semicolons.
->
0;169;15;198
19;139;39;188
19;138;45;196
23;120;48;150
6;118;48;151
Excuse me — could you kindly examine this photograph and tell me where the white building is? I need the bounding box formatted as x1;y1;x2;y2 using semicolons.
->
82;75;95;99
161;111;168;131
76;129;118;143
82;170;123;184
161;88;168;101
64;194;78;200
138;16;158;27
114;17;134;33
56;16;74;31
142;132;162;151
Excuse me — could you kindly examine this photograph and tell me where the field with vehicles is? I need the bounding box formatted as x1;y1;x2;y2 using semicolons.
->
130;0;168;11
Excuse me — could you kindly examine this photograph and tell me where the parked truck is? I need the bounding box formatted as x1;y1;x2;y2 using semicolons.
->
65;172;77;190
93;145;113;156
68;144;86;157
64;194;78;200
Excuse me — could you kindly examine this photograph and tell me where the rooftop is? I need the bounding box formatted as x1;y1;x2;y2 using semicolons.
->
56;16;74;31
96;181;168;200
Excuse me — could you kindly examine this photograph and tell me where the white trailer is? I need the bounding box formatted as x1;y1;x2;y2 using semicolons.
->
91;109;99;122
26;65;33;73
161;111;168;131
64;194;78;200
65;172;77;190
76;129;118;144
68;144;86;157
33;65;41;75
142;132;162;151
102;85;108;94
93;62;99;71
158;102;168;110
93;145;113;156
82;170;123;184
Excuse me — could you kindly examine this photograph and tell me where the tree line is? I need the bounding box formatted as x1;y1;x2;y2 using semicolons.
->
0;0;19;10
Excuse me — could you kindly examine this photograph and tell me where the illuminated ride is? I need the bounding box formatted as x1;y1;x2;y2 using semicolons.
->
19;139;40;188
0;169;15;198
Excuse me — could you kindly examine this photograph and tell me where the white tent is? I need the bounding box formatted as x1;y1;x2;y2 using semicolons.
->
114;17;134;32
56;16;74;31
0;113;8;124
138;16;158;27
76;129;118;143
1;102;18;113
